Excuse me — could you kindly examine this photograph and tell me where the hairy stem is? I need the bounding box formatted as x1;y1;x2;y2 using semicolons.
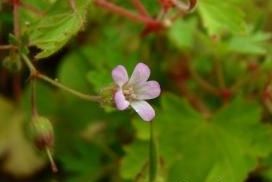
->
46;147;58;173
94;0;153;24
131;0;149;17
31;78;38;116
21;55;101;102
37;74;101;102
149;122;157;182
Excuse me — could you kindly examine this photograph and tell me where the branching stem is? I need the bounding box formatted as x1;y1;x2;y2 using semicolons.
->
21;55;101;102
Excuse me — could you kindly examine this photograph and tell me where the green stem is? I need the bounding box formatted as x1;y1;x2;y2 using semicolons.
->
21;54;37;73
31;78;38;116
21;54;101;102
46;147;58;173
149;122;157;182
37;74;101;102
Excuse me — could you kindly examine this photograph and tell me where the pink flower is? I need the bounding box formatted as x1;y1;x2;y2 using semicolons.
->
112;63;161;121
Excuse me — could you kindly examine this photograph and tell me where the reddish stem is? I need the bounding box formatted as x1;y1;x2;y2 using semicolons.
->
13;0;20;37
131;0;149;17
94;0;153;24
11;0;20;5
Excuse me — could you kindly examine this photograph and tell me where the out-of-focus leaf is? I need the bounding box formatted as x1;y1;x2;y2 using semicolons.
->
198;0;246;35
87;70;112;93
58;49;92;93
121;94;272;181
59;140;102;182
121;140;148;180
168;18;197;50
0;97;45;178
228;31;271;55
28;0;91;59
20;82;58;117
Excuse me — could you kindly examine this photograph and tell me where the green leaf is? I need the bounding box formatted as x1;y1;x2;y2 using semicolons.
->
168;18;197;50
28;0;91;59
198;0;246;35
121;140;149;180
227;30;271;55
0;96;45;178
58;49;92;93
121;94;272;182
59;141;102;182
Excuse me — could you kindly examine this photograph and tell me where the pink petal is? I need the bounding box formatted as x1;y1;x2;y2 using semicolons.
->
130;101;155;122
112;65;129;87
114;89;130;110
134;81;161;100
128;63;150;86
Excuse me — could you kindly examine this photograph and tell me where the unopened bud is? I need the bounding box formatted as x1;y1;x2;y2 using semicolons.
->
31;116;54;150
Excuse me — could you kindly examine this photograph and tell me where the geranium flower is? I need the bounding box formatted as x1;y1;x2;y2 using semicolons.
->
112;63;161;121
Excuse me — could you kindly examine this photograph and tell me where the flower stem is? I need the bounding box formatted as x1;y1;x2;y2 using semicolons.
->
94;0;153;24
37;74;101;102
46;147;58;173
131;0;149;17
149;122;157;182
31;78;38;116
21;54;101;102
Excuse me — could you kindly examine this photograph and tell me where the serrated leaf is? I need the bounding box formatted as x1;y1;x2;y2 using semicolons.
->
28;0;91;59
228;31;271;55
198;0;246;35
121;94;272;182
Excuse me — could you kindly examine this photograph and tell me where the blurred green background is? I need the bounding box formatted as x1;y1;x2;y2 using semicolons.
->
0;0;272;181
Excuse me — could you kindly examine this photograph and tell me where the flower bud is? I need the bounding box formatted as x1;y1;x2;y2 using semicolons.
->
30;116;54;150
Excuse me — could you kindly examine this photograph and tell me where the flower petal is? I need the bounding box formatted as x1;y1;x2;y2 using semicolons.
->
130;101;155;122
114;89;130;110
128;63;150;86
112;65;129;86
134;81;161;100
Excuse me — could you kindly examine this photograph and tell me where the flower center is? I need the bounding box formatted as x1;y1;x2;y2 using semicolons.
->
123;86;137;101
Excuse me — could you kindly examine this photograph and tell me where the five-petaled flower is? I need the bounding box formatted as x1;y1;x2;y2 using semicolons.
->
112;63;161;121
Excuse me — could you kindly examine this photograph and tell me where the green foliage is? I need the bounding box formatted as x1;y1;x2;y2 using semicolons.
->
121;94;272;181
198;0;246;35
227;30;271;55
1;0;272;181
28;0;91;59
